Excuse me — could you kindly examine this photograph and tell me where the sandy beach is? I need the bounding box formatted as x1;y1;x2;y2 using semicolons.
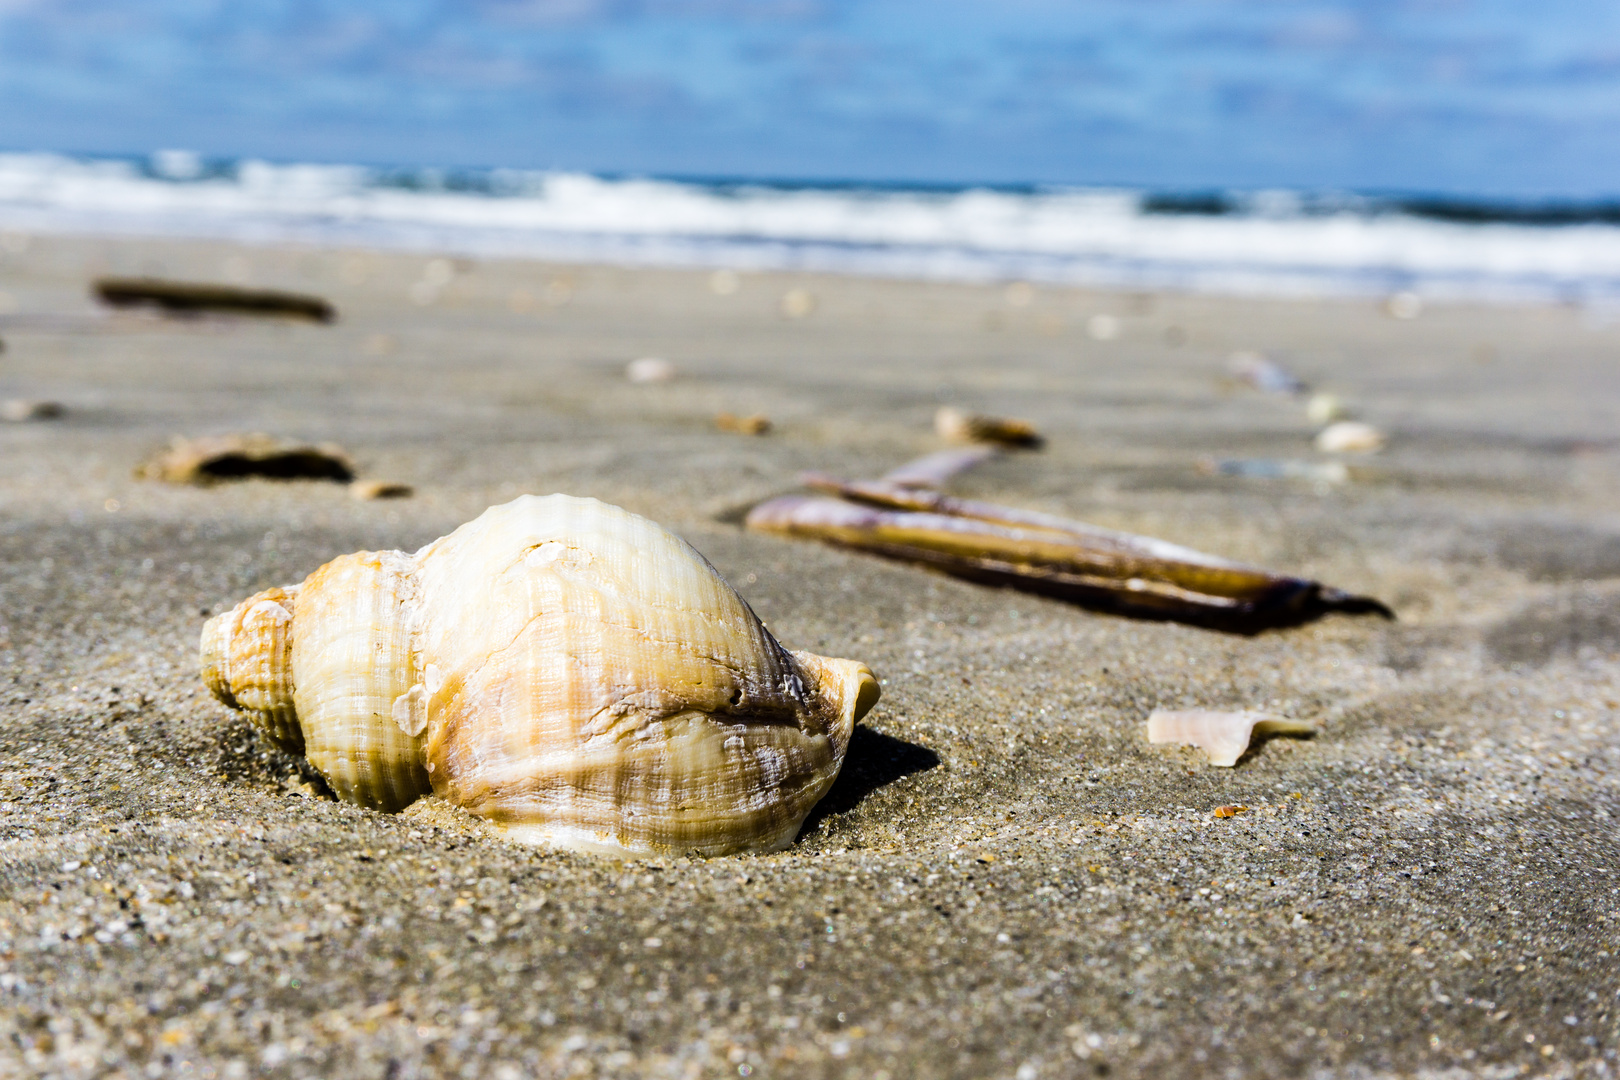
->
1;233;1617;1078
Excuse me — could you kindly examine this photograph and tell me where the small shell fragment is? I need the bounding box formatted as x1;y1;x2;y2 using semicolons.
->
1385;292;1423;320
780;289;816;319
1315;421;1385;454
626;357;676;383
138;434;356;485
0;399;64;422
715;412;771;436
1228;351;1306;395
350;479;414;500
1085;314;1120;341
1213;805;1248;818
1147;710;1318;767
934;407;1043;449
1200;458;1349;483
1305;393;1348;424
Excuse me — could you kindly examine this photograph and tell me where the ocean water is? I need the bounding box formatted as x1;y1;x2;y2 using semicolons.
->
3;151;1619;305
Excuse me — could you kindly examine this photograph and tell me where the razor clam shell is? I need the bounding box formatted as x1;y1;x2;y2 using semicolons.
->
413;495;875;857
1147;709;1319;767
750;488;1390;629
879;446;1000;489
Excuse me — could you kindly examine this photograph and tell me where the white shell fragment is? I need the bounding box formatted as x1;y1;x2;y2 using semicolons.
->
201;495;880;857
626;357;676;383
1146;709;1318;767
1315;421;1386;454
0;399;65;422
1305;393;1348;425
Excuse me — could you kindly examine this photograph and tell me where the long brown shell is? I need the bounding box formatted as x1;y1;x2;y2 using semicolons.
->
745;469;1391;631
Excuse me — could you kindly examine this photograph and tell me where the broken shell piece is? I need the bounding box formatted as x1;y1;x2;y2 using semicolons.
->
1147;710;1318;767
1315;421;1385;454
715;412;771;436
350;479;414;500
0;399;64;422
1213;805;1247;818
934;407;1043;449
138;434;355;485
200;494;880;856
627;357;676;383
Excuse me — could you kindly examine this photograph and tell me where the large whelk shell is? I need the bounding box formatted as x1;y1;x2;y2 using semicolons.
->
200;495;880;857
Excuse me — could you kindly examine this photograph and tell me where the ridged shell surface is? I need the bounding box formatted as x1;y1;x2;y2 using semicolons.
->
291;551;430;812
200;585;302;754
412;496;873;856
200;494;879;857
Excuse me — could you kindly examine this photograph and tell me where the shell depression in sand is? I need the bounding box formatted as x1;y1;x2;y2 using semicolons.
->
201;494;881;857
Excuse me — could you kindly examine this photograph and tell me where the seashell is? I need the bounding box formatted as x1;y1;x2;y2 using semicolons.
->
1314;420;1385;454
1146;710;1318;767
0;399;64;422
349;479;414;500
1200;458;1349;484
1085;314;1120;341
138;434;355;485
1227;351;1306;395
879;446;1000;490
754;459;1394;631
1305;393;1348;425
201;494;880;856
1384;291;1423;320
780;288;816;319
94;277;336;323
934;407;1043;449
626;357;676;383
715;412;771;435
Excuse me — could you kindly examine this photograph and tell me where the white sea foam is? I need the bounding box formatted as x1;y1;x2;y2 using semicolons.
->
2;151;1618;303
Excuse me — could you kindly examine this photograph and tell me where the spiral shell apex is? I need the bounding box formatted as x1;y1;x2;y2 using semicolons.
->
201;495;880;856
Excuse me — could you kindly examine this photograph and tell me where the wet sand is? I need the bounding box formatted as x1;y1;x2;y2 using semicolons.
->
1;234;1618;1079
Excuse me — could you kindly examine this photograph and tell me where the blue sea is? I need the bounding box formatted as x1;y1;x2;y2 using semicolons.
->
3;151;1619;306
